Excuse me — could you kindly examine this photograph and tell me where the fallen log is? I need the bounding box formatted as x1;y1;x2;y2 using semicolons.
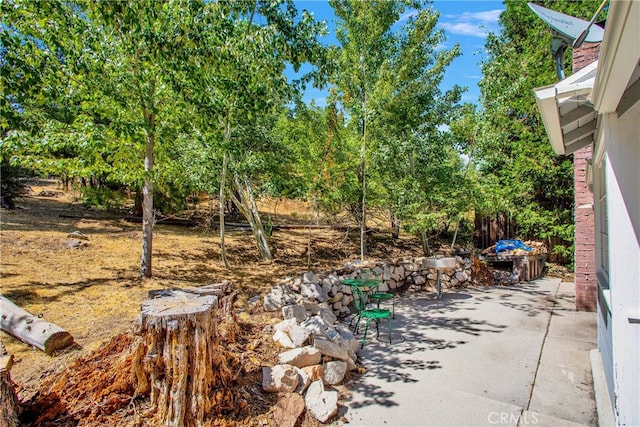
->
0;339;20;427
0;295;74;355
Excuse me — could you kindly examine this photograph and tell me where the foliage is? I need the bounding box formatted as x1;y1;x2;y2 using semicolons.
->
476;0;604;262
329;0;464;254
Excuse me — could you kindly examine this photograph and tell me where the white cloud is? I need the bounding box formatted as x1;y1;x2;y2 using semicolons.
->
454;10;502;24
441;8;502;38
442;22;489;37
398;9;419;23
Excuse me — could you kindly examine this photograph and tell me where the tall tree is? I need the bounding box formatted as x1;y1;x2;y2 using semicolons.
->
171;0;326;264
330;0;462;257
477;0;602;260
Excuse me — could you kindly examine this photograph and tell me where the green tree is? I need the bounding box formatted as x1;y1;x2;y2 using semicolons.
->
169;1;326;265
330;0;462;257
477;0;603;261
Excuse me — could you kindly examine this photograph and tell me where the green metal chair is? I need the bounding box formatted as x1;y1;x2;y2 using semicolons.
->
350;284;392;348
361;269;395;318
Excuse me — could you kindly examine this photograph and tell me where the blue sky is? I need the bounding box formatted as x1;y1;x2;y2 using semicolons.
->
289;0;505;106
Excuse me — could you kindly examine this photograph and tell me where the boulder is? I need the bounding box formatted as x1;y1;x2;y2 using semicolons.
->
302;271;320;283
282;304;307;323
323;360;347;385
279;346;322;368
288;324;311;347
313;337;348;361
301;282;327;302
300;316;331;337
274;393;305;427
294;366;311;394
318;307;337;325
262;364;299;393
273;329;295;348
455;271;469;282
301;364;324;381
264;285;298;312
305;380;338;423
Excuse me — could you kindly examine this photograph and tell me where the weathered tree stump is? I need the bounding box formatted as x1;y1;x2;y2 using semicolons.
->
131;287;239;426
0;295;74;354
0;340;20;427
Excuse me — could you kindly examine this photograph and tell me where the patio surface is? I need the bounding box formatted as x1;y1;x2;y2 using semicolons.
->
341;277;598;427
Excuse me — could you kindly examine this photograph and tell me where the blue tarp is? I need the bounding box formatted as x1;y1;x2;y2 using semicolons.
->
495;239;532;253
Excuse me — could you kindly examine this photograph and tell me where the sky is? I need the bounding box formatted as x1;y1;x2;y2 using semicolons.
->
288;0;505;107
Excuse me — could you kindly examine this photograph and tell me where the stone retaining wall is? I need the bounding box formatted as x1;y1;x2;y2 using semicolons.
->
264;255;475;317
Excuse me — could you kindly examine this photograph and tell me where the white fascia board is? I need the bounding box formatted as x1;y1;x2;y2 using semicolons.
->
534;84;566;155
593;1;640;113
556;79;596;98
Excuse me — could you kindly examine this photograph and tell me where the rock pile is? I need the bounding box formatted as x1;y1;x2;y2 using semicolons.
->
262;301;360;423
261;255;479;423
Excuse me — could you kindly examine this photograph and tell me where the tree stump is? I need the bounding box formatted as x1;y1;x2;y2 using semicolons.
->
131;288;239;426
0;340;20;427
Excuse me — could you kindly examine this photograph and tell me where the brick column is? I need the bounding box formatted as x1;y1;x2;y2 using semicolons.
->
571;42;599;312
573;146;596;311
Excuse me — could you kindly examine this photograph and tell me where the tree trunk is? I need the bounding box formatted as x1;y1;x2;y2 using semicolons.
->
0;340;19;427
219;150;230;268
140;114;155;278
420;231;432;257
131;287;239;426
360;97;367;262
0;295;74;355
390;211;400;239
230;173;272;261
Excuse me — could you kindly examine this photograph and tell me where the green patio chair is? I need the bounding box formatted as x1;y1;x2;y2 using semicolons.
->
361;269;395;318
350;284;392;348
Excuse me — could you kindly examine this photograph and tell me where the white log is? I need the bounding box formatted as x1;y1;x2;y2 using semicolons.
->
0;295;74;355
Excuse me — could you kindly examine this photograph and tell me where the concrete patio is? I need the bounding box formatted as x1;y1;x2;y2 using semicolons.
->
341;277;598;426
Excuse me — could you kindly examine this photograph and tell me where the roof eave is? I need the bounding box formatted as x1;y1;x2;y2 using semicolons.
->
535;84;566;155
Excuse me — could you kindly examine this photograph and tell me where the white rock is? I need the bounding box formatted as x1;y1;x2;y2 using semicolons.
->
263;364;299;393
327;274;341;286
294;366;311;394
302;271;320;283
282;304;307;323
318;308;337;325
305;380;338;423
273;329;295;348
455;271;469;282
313;337;348;361
301;282;327;302
323;360;347;385
279;346;322;368
288;324;311;347
301;316;331;337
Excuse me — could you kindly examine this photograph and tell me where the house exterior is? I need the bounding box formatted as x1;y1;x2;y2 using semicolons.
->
533;1;639;425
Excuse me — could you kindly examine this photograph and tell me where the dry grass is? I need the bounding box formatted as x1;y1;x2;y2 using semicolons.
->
0;180;423;423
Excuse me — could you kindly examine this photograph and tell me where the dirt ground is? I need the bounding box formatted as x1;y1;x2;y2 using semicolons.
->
1;179;425;425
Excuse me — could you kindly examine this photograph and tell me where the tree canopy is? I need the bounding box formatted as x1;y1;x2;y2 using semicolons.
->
1;0;592;270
